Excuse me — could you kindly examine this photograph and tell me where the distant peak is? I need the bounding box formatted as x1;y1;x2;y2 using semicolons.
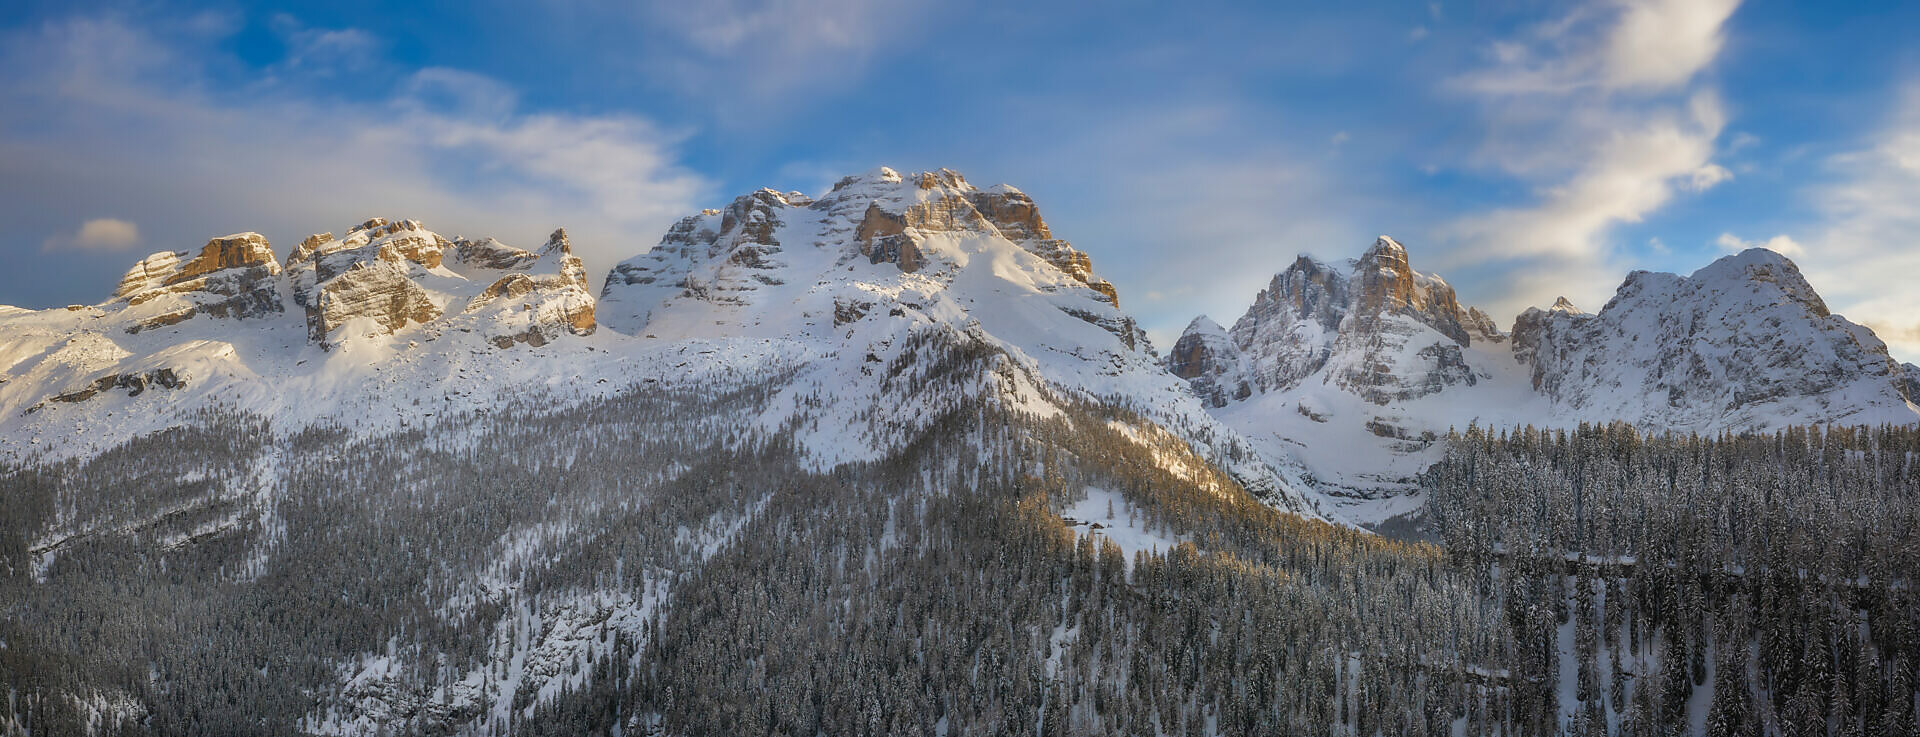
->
1367;236;1413;261
832;166;903;191
827;167;992;197
1549;296;1582;314
347;217;430;239
1183;314;1227;335
544;228;571;254
1692;246;1800;280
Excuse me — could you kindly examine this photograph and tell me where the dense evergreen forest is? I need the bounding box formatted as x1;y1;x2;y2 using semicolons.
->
2;353;1915;735
1425;423;1920;737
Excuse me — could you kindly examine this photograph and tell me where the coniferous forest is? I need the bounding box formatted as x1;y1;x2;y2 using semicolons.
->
3;373;1916;735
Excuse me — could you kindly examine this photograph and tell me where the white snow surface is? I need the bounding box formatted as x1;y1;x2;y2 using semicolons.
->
1059;486;1186;570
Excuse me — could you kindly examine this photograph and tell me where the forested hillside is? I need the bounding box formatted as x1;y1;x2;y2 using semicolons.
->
4;357;1916;735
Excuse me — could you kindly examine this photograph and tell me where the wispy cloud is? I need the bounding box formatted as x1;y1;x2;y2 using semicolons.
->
1458;0;1739;95
615;0;935;122
1783;84;1920;362
43;218;140;252
1441;0;1742;319
0;14;707;292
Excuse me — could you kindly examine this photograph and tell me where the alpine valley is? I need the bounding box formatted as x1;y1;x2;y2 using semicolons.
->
3;169;1917;737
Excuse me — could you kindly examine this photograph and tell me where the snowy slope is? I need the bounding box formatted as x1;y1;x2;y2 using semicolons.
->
598;167;1317;514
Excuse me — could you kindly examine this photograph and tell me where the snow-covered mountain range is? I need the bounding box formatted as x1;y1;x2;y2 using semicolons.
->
0;167;1314;513
7;167;1920;735
4;170;1917;528
1170;236;1920;524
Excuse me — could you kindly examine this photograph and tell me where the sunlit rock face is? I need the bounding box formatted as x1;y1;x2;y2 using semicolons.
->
461;229;597;349
114;233;284;333
289;219;595;349
1184;237;1492;407
599;167;1142;347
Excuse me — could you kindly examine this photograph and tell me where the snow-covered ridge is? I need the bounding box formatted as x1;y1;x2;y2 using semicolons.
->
0;168;1324;519
1172;238;1920;526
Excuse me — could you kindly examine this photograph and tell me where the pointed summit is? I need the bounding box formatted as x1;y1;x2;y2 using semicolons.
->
1167;315;1248;407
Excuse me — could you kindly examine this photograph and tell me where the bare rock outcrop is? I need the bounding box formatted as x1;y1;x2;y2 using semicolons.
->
1180;237;1492;407
464;229;597;348
113;233;283;333
1166;316;1249;408
290;219;593;349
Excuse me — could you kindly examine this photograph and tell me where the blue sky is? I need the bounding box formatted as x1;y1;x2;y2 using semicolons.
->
4;0;1919;361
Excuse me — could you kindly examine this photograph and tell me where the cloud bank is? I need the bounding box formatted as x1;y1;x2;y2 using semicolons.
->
0;14;707;301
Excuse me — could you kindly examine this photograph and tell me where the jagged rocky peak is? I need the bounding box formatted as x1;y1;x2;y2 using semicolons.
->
1167;316;1249;408
1509;297;1583;374
462;228;597;349
1465;306;1504;343
1512;247;1913;427
600;167;1131;337
111;232;284;333
289;217;594;349
826;167;1120;304
288;218;451;346
1351;236;1472;346
1196;236;1493;406
598;188;805;330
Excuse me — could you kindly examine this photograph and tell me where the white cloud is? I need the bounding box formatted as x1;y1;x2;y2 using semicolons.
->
268;15;380;76
43;218;140;252
1714;232;1803;257
0;15;707;287
1460;0;1740;95
1440;0;1740;319
1602;0;1741;90
1783;85;1920;362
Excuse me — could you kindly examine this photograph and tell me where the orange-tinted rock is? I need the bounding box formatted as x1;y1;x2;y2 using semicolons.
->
111;234;284;332
309;261;444;345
